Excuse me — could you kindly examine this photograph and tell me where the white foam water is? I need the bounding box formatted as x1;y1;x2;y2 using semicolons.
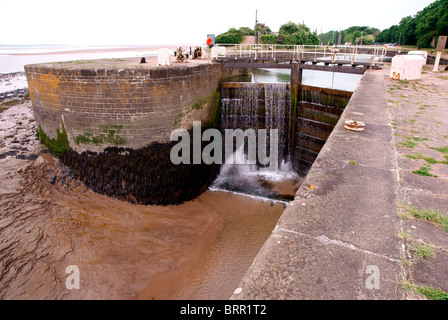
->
208;187;289;205
217;81;300;200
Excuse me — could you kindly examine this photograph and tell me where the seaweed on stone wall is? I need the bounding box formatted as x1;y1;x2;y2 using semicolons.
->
59;126;220;206
38;124;71;157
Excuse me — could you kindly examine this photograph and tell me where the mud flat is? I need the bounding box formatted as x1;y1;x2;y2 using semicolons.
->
0;100;285;300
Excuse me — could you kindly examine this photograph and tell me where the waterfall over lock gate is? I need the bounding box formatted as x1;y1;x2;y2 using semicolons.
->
212;82;299;202
214;80;352;201
220;82;292;164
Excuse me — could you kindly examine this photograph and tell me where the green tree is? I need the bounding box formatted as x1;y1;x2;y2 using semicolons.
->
352;31;362;44
361;34;375;45
436;0;448;35
307;32;319;45
278;22;318;45
255;23;271;34
260;34;278;44
399;16;417;45
318;30;335;45
216;28;244;44
376;0;448;47
320;26;378;45
376;25;400;44
365;27;380;35
279;21;300;35
340;26;379;44
415;1;440;47
239;27;255;36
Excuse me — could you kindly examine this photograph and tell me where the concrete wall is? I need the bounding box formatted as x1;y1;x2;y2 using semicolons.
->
25;63;239;152
426;54;448;65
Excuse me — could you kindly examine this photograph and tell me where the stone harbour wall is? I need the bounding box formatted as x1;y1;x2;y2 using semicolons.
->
25;62;228;153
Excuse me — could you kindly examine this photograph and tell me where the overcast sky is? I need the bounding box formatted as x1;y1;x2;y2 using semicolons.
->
0;0;436;46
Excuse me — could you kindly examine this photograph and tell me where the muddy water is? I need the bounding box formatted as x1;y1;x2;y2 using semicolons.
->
0;101;289;300
52;182;286;300
137;191;285;300
1;149;286;299
57;186;285;300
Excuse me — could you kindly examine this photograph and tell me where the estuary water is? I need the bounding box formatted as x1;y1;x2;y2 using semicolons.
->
0;45;160;74
250;67;362;91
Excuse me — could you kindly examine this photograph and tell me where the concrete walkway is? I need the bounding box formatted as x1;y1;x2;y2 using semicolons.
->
241;36;256;45
385;65;448;299
231;64;448;300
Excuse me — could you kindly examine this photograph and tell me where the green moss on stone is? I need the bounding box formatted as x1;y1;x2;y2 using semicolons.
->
208;91;221;128
192;92;220;111
38;124;71;157
75;125;127;146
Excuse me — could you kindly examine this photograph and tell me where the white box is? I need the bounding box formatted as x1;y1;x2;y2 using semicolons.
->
408;51;428;65
390;55;424;81
211;46;226;58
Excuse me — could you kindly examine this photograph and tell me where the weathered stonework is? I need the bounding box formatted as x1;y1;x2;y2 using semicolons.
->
25;62;238;152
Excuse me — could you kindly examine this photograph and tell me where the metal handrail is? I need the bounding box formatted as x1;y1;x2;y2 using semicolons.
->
213;43;387;67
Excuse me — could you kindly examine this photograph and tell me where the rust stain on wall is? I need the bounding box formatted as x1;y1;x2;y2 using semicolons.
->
27;73;62;110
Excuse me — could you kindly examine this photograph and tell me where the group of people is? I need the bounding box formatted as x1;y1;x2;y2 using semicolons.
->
175;47;204;62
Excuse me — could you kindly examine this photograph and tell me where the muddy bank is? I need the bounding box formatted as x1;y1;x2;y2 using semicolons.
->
1;151;284;300
0;101;285;300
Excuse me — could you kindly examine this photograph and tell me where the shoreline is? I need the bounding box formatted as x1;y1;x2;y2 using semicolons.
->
3;45;174;56
0;44;206;74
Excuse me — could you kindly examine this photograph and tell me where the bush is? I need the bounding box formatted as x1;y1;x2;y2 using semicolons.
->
279;22;300;35
216;28;244;44
239;27;255;36
260;34;278;44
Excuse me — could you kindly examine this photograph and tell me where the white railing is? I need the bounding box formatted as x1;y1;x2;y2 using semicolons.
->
213;44;388;67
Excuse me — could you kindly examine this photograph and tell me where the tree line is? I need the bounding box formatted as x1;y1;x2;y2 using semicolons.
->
215;22;319;45
215;0;448;48
319;26;380;45
376;0;448;47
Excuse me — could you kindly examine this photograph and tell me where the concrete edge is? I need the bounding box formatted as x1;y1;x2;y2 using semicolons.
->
230;69;406;300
